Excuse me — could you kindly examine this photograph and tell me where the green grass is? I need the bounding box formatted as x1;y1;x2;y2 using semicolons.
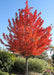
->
0;70;15;75
0;70;43;75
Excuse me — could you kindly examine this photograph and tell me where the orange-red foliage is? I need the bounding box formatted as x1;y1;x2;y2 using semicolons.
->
0;0;52;57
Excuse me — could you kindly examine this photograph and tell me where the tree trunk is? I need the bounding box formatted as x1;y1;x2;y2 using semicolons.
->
25;57;28;75
9;72;11;75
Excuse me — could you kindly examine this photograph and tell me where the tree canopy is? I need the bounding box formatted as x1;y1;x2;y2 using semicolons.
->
0;0;52;57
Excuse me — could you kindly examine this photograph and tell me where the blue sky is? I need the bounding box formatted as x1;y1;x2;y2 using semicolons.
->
0;0;54;49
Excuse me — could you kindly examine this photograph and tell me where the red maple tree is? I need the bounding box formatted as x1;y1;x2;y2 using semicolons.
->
0;0;52;75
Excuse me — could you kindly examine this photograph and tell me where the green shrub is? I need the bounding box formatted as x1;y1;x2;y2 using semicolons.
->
49;66;53;72
28;58;50;73
0;50;15;73
13;56;26;73
43;72;50;75
13;56;50;73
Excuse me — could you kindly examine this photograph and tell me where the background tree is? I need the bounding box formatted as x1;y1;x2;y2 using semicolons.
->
49;45;54;54
0;50;15;75
52;54;54;60
0;0;52;75
51;54;54;67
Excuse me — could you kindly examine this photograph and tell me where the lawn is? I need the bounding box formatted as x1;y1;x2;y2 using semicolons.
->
0;70;15;75
0;70;43;75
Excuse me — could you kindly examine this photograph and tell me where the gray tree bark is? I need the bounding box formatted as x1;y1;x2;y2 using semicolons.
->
25;57;28;75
